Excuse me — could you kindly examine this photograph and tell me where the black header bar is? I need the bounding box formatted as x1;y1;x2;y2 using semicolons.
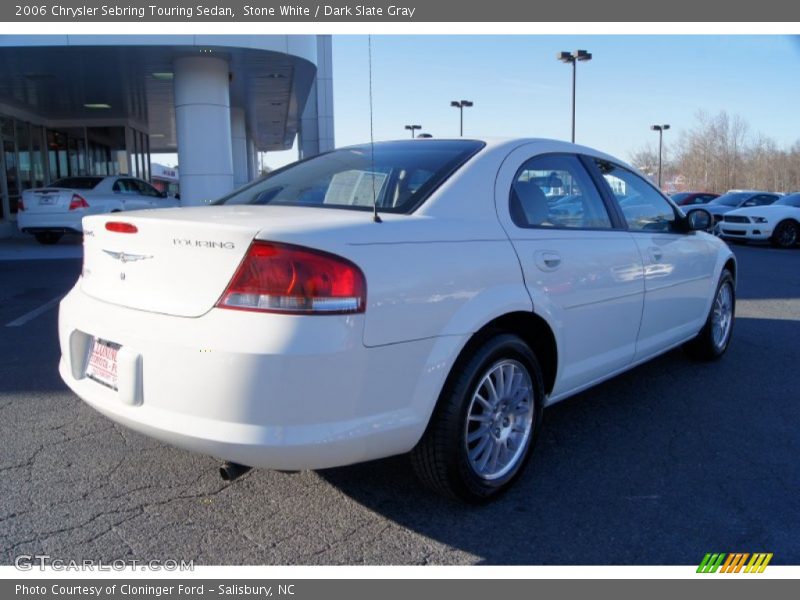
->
2;1;800;22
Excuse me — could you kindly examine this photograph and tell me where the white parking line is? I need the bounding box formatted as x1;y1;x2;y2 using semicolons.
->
5;295;63;327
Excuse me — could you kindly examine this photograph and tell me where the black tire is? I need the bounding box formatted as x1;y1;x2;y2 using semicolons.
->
684;269;735;361
34;232;62;245
770;220;799;248
411;333;545;503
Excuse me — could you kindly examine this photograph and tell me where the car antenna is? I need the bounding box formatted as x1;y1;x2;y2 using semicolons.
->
368;35;381;223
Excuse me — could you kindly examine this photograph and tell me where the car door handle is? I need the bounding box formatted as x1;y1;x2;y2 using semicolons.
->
534;250;562;271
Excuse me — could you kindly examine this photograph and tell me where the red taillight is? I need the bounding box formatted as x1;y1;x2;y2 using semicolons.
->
68;194;90;210
17;197;25;212
218;242;366;314
105;221;138;234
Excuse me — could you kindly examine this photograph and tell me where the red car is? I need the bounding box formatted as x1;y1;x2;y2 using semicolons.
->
671;191;720;206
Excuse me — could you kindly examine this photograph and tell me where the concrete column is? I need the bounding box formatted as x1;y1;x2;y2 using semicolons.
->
173;55;233;205
230;107;248;189
299;35;335;159
245;136;256;181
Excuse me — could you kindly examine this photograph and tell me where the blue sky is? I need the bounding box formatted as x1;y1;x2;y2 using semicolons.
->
262;35;800;169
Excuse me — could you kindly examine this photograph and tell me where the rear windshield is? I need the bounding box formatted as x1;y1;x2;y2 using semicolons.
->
215;140;485;213
51;177;103;190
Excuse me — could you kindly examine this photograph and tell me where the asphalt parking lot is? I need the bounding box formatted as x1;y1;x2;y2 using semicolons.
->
0;240;798;565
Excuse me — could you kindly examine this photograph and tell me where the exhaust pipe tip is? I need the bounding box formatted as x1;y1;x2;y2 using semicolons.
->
219;461;252;482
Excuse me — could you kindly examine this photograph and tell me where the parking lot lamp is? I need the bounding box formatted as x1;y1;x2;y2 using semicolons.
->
404;124;422;138
450;100;474;137
650;124;671;188
557;50;592;143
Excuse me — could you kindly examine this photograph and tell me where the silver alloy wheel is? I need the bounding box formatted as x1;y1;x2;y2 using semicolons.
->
464;359;535;481
712;282;734;350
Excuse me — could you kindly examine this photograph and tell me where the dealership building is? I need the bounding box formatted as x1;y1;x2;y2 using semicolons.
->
0;34;334;238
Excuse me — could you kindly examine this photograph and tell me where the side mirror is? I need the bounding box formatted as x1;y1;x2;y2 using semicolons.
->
687;209;712;231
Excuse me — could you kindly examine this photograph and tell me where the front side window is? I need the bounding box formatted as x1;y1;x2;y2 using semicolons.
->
215;140;484;214
595;160;676;232
509;154;612;229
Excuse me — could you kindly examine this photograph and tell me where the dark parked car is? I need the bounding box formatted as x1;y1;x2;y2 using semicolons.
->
671;191;719;206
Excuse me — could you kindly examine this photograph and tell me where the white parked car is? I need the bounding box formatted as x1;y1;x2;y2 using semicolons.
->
719;193;800;248
698;189;782;226
18;175;179;244
58;139;736;502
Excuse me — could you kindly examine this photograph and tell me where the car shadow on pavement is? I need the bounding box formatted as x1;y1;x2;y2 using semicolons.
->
318;316;800;565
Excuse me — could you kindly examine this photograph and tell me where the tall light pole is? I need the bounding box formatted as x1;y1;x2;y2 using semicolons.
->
557;49;592;143
650;124;671;188
404;124;421;138
450;100;473;137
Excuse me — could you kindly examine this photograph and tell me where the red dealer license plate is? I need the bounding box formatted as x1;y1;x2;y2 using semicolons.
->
85;338;120;391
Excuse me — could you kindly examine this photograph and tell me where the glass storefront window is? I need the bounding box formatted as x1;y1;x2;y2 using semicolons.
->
31;126;45;187
47;130;69;180
16;121;31;192
0;120;150;221
2;117;19;214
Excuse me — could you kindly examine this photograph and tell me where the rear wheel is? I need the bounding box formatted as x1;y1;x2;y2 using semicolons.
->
34;232;62;245
684;270;735;361
770;220;798;248
411;333;544;503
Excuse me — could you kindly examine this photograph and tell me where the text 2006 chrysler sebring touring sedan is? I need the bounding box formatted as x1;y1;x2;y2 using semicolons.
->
59;139;735;501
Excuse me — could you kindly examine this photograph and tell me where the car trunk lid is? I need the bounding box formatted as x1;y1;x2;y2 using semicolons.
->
79;205;382;318
80;208;264;317
22;188;75;213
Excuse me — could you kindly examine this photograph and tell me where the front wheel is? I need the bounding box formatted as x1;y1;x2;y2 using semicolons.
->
411;334;545;503
684;270;735;361
770;220;798;248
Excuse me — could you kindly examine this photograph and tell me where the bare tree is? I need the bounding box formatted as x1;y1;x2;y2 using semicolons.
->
667;111;799;193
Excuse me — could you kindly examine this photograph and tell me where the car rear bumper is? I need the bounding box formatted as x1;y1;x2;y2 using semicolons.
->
718;223;772;241
58;283;457;470
17;211;84;233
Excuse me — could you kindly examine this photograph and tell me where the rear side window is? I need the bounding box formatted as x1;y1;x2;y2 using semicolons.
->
113;179;138;194
51;177;103;190
509;154;612;229
594;160;676;232
215;140;485;214
129;179;161;197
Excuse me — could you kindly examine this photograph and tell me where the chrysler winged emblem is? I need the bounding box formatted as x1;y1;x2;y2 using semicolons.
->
102;249;153;263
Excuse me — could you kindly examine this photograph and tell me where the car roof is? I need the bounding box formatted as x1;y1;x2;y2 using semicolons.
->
352;137;636;171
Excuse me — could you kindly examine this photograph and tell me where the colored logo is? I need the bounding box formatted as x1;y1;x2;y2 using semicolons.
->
697;553;773;573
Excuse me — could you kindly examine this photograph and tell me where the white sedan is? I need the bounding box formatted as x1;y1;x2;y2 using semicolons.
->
17;175;179;244
58;139;736;502
719;193;800;248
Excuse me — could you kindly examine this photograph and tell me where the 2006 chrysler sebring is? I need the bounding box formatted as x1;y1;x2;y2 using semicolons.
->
59;139;736;501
